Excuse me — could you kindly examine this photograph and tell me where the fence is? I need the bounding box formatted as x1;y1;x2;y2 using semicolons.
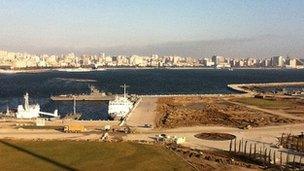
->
279;133;304;153
229;138;304;169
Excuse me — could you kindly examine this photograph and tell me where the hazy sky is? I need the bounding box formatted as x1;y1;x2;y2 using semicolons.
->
0;0;304;57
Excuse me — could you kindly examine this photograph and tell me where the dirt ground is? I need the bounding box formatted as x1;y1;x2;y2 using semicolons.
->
232;97;304;118
156;97;298;128
0;119;120;130
166;144;263;171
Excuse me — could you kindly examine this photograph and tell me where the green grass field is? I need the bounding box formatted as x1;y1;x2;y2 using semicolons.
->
0;140;192;171
233;97;291;108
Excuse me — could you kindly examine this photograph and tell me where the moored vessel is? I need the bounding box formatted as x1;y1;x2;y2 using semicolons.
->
55;68;93;72
108;84;134;120
51;86;115;101
16;93;58;119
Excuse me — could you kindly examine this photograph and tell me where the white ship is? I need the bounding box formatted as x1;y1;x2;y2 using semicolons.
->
16;93;40;118
55;68;93;72
16;93;58;119
0;69;18;74
108;84;134;120
55;67;105;72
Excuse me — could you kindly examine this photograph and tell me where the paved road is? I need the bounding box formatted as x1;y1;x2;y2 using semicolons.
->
126;97;158;128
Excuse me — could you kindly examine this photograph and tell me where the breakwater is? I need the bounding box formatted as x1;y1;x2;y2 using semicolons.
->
227;82;304;94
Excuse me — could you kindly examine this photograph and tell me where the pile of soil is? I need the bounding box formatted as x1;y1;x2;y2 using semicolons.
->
194;133;236;141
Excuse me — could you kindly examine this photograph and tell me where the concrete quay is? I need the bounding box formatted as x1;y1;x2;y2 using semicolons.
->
138;93;246;98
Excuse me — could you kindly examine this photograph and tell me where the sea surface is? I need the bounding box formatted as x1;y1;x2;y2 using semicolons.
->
1;69;304;119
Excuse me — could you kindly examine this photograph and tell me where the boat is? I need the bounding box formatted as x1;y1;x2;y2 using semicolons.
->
51;86;115;101
55;67;106;72
63;97;82;120
0;69;18;74
63;113;82;120
16;93;40;119
16;93;58;119
108;84;134;120
94;68;106;71
108;96;134;120
55;68;93;72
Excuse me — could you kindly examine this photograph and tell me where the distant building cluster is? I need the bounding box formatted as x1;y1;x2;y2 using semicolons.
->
0;50;303;69
202;55;304;69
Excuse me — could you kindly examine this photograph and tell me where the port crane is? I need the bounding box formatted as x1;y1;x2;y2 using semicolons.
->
39;110;58;117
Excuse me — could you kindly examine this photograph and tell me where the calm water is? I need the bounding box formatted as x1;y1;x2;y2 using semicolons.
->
1;69;304;119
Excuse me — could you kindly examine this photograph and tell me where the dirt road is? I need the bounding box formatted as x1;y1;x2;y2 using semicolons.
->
125;123;304;150
226;100;304;120
125;123;304;165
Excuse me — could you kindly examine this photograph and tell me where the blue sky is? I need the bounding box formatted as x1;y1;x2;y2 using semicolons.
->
0;0;304;57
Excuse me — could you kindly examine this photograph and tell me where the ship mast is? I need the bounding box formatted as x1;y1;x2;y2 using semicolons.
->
24;92;29;111
6;106;9;116
73;95;76;115
120;84;129;98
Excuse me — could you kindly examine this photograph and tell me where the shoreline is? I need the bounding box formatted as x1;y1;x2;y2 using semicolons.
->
0;67;303;74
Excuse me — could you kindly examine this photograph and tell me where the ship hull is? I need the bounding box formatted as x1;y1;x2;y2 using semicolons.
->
51;95;115;101
108;113;124;121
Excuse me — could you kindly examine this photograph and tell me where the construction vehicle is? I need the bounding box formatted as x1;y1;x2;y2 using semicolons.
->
143;123;152;128
116;126;134;134
64;124;86;133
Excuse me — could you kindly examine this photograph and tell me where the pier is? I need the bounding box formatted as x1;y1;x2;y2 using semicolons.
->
138;93;247;98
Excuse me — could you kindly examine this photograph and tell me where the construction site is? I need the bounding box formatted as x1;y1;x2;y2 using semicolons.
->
0;82;304;170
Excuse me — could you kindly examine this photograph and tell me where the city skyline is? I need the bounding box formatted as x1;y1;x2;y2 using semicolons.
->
1;49;303;69
1;0;304;57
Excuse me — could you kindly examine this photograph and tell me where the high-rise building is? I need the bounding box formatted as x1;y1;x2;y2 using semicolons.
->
211;55;230;68
288;58;297;68
271;56;284;67
202;58;214;67
211;55;225;65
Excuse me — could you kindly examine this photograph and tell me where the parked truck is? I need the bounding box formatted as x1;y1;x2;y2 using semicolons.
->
64;124;86;133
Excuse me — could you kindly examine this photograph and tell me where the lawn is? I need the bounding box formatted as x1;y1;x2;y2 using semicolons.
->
0;140;192;171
